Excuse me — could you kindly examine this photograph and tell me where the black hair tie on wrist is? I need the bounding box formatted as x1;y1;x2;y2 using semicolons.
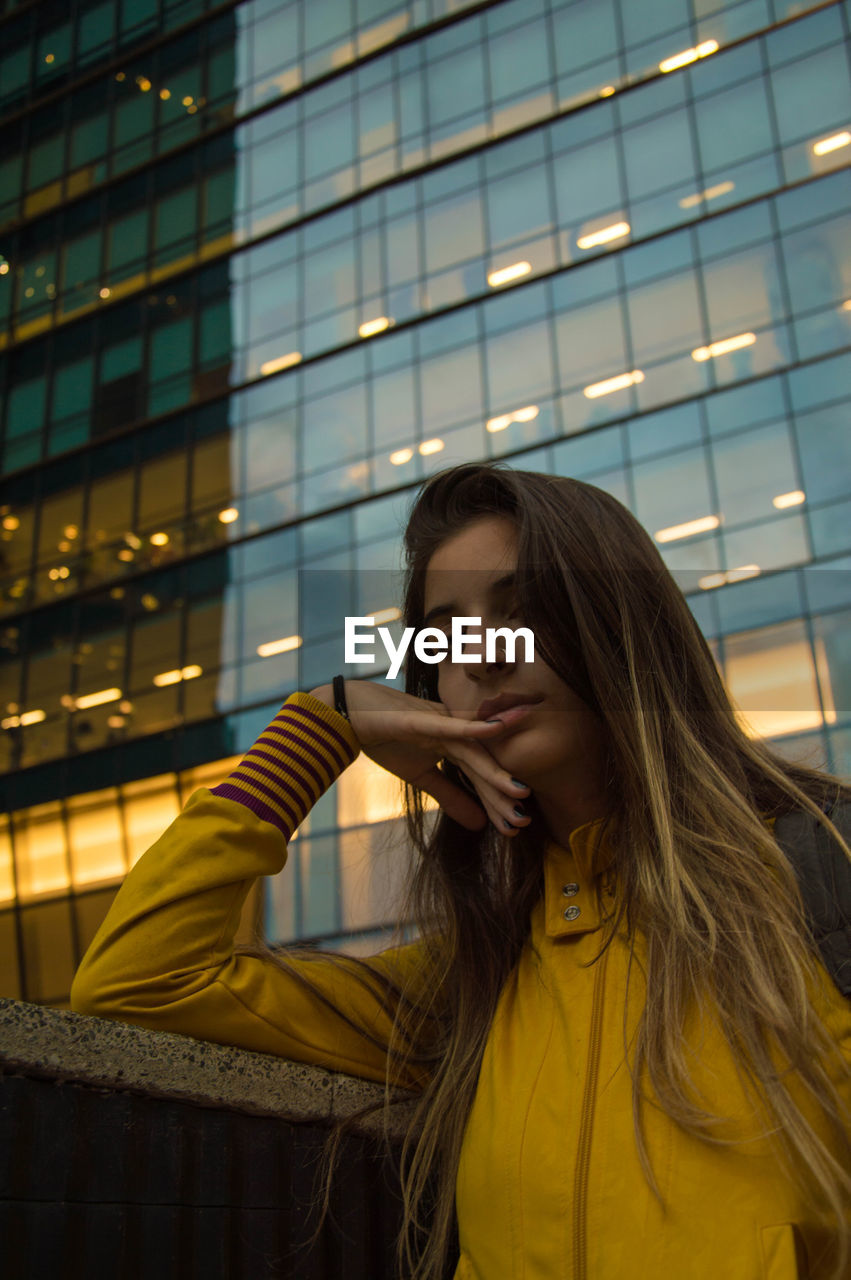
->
332;674;350;722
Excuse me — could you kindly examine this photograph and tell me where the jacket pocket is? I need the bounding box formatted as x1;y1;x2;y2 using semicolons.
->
760;1224;806;1279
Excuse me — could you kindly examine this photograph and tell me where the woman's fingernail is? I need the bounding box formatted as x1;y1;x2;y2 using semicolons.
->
513;805;526;817
511;778;528;789
486;719;502;725
503;818;514;829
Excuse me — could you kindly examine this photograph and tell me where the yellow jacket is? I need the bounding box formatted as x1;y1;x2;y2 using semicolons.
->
71;693;851;1280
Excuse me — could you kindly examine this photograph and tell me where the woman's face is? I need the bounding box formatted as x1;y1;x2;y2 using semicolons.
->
422;516;609;808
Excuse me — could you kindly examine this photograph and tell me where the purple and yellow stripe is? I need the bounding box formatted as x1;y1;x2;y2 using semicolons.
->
209;692;360;839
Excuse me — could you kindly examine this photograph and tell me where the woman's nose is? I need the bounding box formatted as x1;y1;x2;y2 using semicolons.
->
464;635;514;678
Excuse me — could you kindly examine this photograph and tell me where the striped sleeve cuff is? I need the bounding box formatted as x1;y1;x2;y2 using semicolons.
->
209;691;360;840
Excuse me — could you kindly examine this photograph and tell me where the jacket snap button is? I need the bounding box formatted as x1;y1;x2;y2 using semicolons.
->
563;905;581;921
562;883;579;897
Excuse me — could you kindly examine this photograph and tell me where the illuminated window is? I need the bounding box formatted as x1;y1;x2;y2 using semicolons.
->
13;802;69;902
122;775;180;866
67;788;125;889
724;620;825;739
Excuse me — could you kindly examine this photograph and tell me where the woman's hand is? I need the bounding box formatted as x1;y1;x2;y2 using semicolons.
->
309;681;531;835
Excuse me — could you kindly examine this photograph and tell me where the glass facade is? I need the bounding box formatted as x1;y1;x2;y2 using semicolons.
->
1;0;849;1005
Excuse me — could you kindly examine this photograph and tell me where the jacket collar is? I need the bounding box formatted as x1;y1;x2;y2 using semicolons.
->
542;817;615;940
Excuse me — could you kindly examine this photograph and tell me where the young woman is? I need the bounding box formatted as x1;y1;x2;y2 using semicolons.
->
72;463;851;1280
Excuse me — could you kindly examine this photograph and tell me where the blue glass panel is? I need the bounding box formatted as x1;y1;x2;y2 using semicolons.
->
627;402;702;462
621;0;690;44
770;46;851;145
775;169;851;233
552;136;622;225
794;405;851;505
426;43;487;128
765;4;845;68
622;111;696;200
488;17;550;99
704;375;786;438
809;500;851;561
715;571;803;632
695;76;774;172
551;424;625;476
552;0;616;73
787;350;851;412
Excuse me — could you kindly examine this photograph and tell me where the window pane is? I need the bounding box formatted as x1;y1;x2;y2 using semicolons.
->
304;239;356;320
107;209;149;279
138;454;187;528
123;774;180;866
781;215;851;317
724;619;823;739
771;46;851;145
304;102;355;181
486;163;552;250
13;802;68;901
553;136;622;227
696;78;774;172
812;609;850;731
427;45;486;128
632;446;713;537
247;261;299;346
372;365;417;448
242;411;298;494
553;0;616;74
20;899;74;1001
712;422;799;526
150;316;194;381
623;113;695;200
794;405;850;505
303;383;367;469
486;320;553;410
155;187;198;252
627;270;702;364
130;612;183;689
555;296;626;387
425;187;485;274
488;18;549;100
702;242;782;334
419;343;483;431
67;788;125;888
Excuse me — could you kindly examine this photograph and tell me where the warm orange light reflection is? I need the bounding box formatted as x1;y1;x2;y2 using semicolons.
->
576;221;630;250
486;405;539;432
772;491;805;510
68;789;125;887
260;351;302;375
659;39;718;73
358;317;391;338
655;515;720;543
812;130;850;156
725;623;832;741
692;332;756;361
257;634;302;658
583;370;644;398
487;261;531;287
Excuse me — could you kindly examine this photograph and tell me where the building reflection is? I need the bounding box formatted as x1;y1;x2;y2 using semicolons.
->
0;0;849;1005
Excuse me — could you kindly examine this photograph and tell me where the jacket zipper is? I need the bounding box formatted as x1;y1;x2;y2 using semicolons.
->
572;948;609;1280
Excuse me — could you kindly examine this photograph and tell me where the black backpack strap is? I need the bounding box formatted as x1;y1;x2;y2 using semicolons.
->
773;802;851;999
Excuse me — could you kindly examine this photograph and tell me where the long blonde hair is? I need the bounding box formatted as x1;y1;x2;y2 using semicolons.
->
243;463;851;1279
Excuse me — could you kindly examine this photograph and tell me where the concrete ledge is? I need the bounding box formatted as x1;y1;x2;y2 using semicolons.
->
0;998;418;1138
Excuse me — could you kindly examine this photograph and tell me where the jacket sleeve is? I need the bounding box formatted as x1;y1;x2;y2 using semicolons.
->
70;691;432;1087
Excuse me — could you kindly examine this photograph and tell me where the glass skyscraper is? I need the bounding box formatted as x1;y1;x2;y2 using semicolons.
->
1;0;849;1005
